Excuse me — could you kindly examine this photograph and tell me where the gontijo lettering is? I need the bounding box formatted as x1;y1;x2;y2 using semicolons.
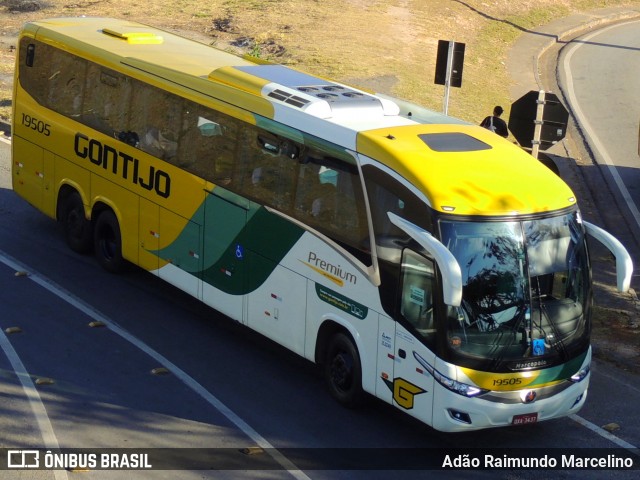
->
74;133;171;198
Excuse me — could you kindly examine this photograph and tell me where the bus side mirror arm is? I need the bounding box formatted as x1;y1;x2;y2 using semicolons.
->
388;212;463;306
583;221;633;292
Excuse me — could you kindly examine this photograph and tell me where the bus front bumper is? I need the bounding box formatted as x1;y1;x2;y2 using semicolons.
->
431;374;590;432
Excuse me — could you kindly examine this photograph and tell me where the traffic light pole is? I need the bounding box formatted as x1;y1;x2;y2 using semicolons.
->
531;90;545;159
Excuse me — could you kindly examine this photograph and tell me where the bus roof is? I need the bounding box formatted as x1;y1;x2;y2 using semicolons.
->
357;124;576;216
24;17;577;216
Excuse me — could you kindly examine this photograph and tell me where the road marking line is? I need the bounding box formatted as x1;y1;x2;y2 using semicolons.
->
0;323;68;480
0;251;310;479
569;414;639;452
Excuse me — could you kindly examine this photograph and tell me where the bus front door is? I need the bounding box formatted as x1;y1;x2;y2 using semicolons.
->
391;249;437;425
386;213;464;426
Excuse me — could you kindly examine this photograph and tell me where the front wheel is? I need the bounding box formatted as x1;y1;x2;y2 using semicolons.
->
93;210;126;273
324;332;365;408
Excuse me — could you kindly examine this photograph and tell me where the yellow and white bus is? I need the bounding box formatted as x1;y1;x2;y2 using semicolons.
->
12;17;632;432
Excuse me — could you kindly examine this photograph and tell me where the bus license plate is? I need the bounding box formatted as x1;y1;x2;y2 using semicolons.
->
512;413;538;425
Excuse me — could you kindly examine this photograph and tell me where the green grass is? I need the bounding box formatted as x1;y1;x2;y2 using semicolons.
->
1;0;640;125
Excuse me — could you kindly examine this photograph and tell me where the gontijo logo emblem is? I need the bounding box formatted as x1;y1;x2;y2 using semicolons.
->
381;378;426;409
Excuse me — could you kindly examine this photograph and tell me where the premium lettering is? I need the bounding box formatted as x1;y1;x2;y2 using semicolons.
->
74;132;171;198
307;251;357;285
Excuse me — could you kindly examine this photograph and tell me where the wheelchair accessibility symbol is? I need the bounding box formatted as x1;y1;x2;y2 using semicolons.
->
235;244;244;260
532;338;545;356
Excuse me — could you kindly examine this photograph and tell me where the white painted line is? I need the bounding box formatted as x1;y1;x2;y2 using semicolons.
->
0;323;69;480
569;414;639;452
0;251;311;479
561;21;640;230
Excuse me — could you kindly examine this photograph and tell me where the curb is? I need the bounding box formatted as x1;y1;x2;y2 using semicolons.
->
0;120;10;142
532;9;640;89
507;7;640;101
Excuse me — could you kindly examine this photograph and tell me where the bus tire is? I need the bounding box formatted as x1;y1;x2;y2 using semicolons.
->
324;332;365;408
61;191;92;253
94;210;126;273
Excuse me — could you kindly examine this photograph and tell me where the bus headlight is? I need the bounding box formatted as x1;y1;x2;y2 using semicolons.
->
432;368;488;398
570;365;590;383
413;351;488;398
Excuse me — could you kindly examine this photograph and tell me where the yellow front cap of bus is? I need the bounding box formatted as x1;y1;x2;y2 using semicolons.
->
357;124;576;216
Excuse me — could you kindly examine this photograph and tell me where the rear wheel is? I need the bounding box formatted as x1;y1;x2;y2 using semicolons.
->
94;210;126;273
324;332;365;408
61;192;92;253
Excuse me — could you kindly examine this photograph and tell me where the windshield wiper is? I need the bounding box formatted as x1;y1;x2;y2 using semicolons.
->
539;301;568;360
488;304;526;370
530;276;568;360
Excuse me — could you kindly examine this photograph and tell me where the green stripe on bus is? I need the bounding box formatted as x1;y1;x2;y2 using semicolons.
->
153;189;304;295
528;351;588;386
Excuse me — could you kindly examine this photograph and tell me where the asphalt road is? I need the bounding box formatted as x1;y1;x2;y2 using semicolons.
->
1;134;640;479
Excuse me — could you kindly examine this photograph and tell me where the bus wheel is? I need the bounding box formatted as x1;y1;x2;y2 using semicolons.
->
94;210;126;273
61;192;92;253
324;332;364;408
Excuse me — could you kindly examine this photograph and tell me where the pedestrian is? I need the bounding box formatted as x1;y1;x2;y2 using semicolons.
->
480;106;509;138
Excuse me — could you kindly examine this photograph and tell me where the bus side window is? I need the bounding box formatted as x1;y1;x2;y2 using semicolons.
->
83;64;131;137
293;153;371;262
46;50;87;118
177;104;239;185
18;38;87;119
362;164;433;262
239;128;298;212
129;81;181;162
332;164;368;240
18;39;52;107
294;159;328;222
400;249;436;346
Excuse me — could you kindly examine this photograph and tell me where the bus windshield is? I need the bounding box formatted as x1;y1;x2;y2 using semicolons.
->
440;212;590;369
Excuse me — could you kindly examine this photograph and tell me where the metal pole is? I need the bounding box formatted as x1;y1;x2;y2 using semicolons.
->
531;90;545;159
443;41;454;115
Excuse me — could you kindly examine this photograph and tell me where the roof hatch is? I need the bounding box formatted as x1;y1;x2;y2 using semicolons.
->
419;133;491;152
102;27;163;44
